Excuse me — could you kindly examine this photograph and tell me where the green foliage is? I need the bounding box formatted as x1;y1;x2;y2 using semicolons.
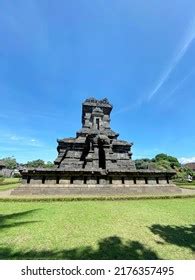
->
26;160;54;168
174;166;194;183
135;153;190;178
155;159;174;171
182;167;194;176
2;178;21;184
1;157;17;169
26;159;45;168
0;183;19;192
0;178;21;192
154;153;180;169
134;158;159;170
135;153;181;171
135;153;194;182
13;173;21;178
44;161;55;168
134;159;150;169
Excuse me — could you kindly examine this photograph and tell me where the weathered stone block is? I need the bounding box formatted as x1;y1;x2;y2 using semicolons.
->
87;178;97;184
100;178;107;185
30;178;42;185
136;179;146;185
159;179;169;184
112;179;123;185
125;179;135;185
148;179;157;185
45;179;56;185
59;179;70;185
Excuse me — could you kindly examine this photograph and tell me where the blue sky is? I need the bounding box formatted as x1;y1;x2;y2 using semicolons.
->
0;0;195;163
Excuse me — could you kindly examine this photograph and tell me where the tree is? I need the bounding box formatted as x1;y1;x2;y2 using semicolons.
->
26;159;45;168
153;153;180;169
155;159;173;171
174;167;194;182
135;153;194;182
44;161;55;168
26;160;54;168
135;159;150;169
1;157;17;169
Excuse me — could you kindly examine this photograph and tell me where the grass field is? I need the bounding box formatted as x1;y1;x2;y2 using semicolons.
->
0;198;194;260
0;178;20;192
175;181;195;189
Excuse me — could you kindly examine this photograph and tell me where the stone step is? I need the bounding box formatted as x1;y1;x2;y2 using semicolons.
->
11;185;181;196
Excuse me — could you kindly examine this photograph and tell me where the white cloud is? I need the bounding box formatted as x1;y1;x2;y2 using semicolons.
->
10;135;21;141
148;17;195;100
0;133;43;147
179;157;195;164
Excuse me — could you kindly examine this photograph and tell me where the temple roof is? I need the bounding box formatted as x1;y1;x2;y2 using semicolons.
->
57;137;75;143
83;97;113;108
112;139;132;146
77;127;119;137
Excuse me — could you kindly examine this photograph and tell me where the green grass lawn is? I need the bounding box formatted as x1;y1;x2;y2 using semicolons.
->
1;178;20;184
178;185;195;190
0;178;20;191
0;198;194;260
175;181;195;189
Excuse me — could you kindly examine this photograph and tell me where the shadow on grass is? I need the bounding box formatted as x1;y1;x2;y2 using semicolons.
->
0;236;160;260
0;209;41;230
150;224;195;252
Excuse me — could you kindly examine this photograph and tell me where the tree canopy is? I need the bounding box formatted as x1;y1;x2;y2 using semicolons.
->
135;153;195;182
26;160;54;168
1;157;17;169
154;153;180;168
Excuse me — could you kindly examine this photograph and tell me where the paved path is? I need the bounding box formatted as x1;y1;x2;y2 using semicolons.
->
0;189;13;197
180;188;195;195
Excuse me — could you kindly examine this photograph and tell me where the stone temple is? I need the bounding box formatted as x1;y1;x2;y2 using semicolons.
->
13;98;180;195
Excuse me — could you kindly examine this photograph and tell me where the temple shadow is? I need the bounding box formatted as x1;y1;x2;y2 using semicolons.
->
0;236;160;260
150;224;195;252
0;209;41;230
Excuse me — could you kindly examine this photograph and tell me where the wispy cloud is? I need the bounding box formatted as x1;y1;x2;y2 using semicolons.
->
148;17;195;100
78;16;195;118
179;157;195;164
161;68;195;103
0;133;43;147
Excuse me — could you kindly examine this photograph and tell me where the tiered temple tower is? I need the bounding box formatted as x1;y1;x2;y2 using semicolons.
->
13;98;180;196
54;98;135;172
